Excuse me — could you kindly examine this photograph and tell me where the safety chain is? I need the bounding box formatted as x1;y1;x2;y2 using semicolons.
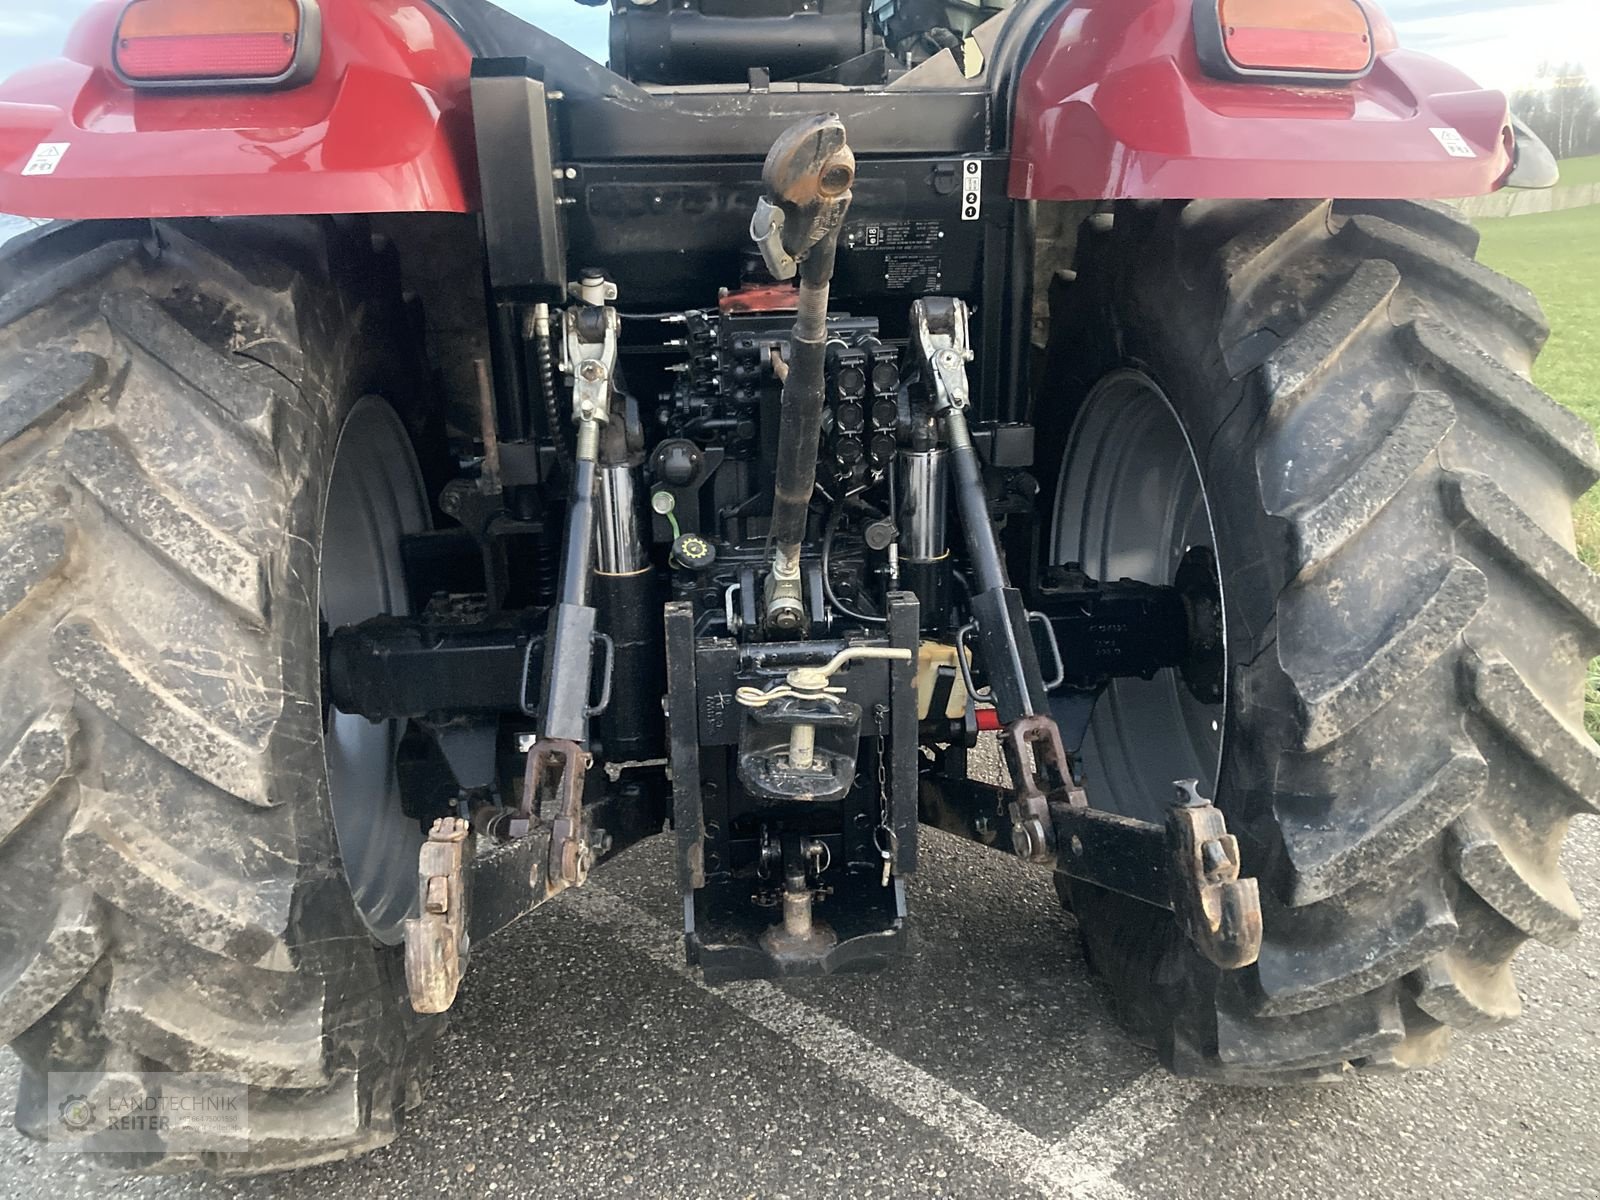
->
873;703;895;886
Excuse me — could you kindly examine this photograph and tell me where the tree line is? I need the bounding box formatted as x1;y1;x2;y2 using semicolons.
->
1512;62;1600;161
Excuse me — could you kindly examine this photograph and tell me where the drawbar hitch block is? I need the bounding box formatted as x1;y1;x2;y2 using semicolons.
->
1052;780;1263;970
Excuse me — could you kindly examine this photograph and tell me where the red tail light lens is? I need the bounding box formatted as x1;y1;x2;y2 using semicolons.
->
1196;0;1376;82
114;0;320;87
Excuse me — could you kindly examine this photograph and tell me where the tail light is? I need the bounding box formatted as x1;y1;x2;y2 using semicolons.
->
1194;0;1376;83
113;0;322;89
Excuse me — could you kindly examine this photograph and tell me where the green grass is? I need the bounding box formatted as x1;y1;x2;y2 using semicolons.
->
1475;203;1600;734
1476;205;1600;560
1555;154;1600;188
1590;658;1600;738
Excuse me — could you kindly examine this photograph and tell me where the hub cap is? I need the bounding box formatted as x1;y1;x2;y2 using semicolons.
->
1050;370;1227;824
320;398;431;944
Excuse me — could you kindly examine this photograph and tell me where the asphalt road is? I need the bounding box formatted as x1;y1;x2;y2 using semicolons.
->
0;818;1596;1199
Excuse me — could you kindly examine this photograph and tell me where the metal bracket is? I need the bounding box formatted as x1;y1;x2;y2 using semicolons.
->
522;737;605;899
1000;713;1075;862
750;196;795;281
910;297;973;412
560;304;620;425
955;611;1064;702
585;630;616;718
404;817;472;1014
1052;780;1263;971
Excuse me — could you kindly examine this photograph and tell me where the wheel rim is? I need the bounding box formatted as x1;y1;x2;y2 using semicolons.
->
1049;370;1226;824
320;398;430;945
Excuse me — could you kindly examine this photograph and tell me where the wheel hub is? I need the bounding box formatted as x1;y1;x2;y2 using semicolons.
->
1049;369;1227;824
319;398;432;945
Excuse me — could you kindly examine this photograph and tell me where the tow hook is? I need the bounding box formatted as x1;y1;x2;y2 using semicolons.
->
1167;780;1262;971
404;817;473;1014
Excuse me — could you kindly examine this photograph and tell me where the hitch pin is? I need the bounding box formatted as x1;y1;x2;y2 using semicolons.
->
735;646;912;774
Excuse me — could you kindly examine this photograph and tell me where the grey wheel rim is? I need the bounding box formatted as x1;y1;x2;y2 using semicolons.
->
320;397;430;945
1049;370;1226;823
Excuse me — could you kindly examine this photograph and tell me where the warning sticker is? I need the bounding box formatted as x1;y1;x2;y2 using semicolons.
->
885;253;943;291
22;143;70;176
1430;127;1477;159
855;220;944;250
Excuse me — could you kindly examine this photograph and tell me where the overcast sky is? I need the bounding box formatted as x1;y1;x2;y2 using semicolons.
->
0;0;1593;94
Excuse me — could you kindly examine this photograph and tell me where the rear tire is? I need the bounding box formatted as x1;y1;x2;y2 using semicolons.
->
1037;199;1600;1080
0;218;442;1169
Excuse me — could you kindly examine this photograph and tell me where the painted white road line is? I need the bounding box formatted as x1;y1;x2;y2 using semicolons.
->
570;887;1197;1198
1027;1071;1202;1198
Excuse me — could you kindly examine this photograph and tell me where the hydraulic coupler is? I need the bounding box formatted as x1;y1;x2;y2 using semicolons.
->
911;297;1070;863
750;113;855;632
523;290;622;899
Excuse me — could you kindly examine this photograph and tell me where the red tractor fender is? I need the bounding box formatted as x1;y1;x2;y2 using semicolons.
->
1007;0;1514;201
0;0;478;220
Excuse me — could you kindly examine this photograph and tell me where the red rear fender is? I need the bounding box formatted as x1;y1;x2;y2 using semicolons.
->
0;0;478;219
1;0;1516;219
1008;0;1513;201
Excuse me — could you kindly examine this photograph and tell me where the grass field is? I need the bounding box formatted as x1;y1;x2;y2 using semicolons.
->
1553;154;1600;188
1476;204;1600;561
1475;202;1600;732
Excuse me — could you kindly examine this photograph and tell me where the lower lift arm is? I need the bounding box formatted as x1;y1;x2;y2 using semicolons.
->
405;292;626;1012
912;299;1262;965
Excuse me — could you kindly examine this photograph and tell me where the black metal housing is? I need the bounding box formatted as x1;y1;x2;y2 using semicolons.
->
664;595;919;981
471;58;567;302
326;612;542;722
1033;569;1190;689
610;0;873;85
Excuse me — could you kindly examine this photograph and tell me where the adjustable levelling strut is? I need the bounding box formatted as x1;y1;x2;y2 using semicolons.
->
523;288;621;900
912;298;1071;864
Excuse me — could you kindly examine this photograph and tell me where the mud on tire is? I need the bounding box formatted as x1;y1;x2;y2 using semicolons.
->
1037;199;1600;1081
0;218;441;1170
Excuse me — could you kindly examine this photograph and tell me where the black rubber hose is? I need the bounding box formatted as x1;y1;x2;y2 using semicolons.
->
822;502;886;625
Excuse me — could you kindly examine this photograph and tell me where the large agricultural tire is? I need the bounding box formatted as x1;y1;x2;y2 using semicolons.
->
1036;198;1600;1081
0;217;443;1169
